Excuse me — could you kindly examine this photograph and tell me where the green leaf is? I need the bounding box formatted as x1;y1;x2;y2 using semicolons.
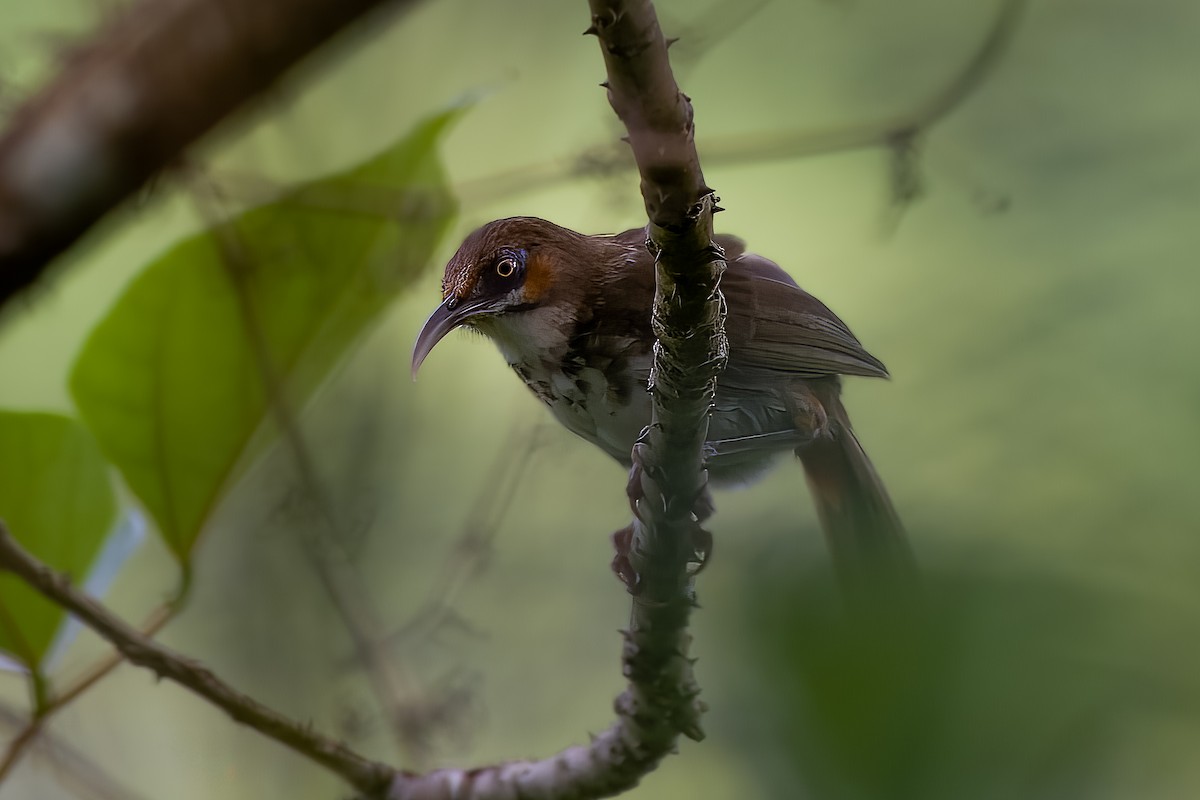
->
0;411;116;670
70;110;460;561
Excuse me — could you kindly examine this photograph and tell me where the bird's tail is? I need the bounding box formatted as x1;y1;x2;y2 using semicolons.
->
796;391;916;586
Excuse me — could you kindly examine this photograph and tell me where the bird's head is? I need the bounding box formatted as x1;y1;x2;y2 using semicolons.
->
411;217;608;377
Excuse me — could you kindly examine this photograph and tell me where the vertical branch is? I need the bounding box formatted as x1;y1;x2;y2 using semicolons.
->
586;0;726;757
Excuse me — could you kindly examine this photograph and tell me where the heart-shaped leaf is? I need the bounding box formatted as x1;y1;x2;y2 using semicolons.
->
70;110;460;561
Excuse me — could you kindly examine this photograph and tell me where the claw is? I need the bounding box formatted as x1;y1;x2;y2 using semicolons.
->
689;525;714;575
611;524;641;593
625;462;645;521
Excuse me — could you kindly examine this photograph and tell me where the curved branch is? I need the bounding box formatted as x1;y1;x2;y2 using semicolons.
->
0;518;693;799
0;0;419;314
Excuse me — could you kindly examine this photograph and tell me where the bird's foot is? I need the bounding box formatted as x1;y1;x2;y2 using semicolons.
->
611;523;640;593
611;521;713;590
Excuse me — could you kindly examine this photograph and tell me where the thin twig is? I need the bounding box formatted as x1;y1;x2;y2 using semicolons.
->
0;523;396;796
455;0;1026;206
386;422;544;648
185;171;438;766
0;593;181;781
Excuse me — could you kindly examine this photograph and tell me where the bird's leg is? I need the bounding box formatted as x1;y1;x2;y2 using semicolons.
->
613;425;714;589
612;425;654;592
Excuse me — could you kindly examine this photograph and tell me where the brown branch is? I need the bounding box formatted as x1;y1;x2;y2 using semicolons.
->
0;0;420;314
0;523;396;796
0;516;702;800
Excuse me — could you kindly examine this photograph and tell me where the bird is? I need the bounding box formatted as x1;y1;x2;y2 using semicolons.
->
412;216;912;572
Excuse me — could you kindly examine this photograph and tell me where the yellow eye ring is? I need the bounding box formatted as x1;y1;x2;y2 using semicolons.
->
496;259;517;278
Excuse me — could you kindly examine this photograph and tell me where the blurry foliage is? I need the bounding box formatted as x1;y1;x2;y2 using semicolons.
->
736;559;1200;800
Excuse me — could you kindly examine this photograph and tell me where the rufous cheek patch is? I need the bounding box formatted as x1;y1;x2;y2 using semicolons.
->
521;250;552;304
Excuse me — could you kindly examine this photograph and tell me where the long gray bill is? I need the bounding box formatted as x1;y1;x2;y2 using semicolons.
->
411;297;488;380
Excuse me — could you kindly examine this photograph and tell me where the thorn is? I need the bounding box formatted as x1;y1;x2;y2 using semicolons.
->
713;205;725;214
582;24;599;36
599;80;610;89
666;36;680;48
620;135;631;144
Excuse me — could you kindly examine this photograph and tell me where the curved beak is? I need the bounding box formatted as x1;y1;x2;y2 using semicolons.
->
411;297;487;380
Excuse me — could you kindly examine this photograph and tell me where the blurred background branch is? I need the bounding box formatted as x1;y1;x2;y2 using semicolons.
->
0;523;397;796
455;0;1026;211
0;0;420;314
0;700;154;800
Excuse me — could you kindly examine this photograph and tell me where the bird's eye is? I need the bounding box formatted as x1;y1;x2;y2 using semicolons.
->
495;258;518;278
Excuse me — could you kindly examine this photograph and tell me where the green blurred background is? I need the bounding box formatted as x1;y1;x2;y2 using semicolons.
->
2;0;1200;798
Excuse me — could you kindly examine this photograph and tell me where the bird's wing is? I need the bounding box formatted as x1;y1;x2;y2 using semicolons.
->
609;229;886;382
720;251;889;383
